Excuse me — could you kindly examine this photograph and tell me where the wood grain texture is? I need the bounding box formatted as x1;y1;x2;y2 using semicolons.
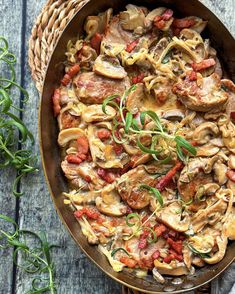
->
0;0;234;294
0;0;23;293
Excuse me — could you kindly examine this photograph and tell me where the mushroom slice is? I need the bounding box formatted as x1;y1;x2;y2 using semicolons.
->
173;73;228;112
155;202;190;232
154;260;190;276
220;121;235;154
223;207;235;240
196;145;219;157
98;245;125;272
96;184;127;216
64;190;101;205
58;127;85;147
152;268;165;284
126;83;146;114
77;216;99;244
191;199;227;232
93;55;127;79
162;109;185;121
213;160;228;185
116;165;156;209
81;104;116;123
192;122;219;145
119;4;146;31
203;235;228;264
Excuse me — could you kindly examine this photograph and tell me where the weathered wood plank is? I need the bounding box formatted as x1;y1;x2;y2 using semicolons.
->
0;0;23;293
15;1;121;293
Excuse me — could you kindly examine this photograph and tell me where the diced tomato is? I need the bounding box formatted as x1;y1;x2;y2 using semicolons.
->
190;140;198;147
231;112;235;121
126;39;139;53
84;175;92;183
226;169;235;182
188;70;197;81
152;250;160;260
90;33;103;53
154;19;165;30
120;257;137;268
132;72;145;84
68;64;80;78
168;249;183;262
67;154;83;165
112;142;124;156
192;58;216;72
52;88;61;117
61;74;71;86
163;254;175;264
154;224;167;237
97;129;111;141
138;238;148;249
74;207;100;220
97;168;116;183
156;161;183;191
172;18;196;29
154;9;173;30
167;238;182;255
77;135;89;155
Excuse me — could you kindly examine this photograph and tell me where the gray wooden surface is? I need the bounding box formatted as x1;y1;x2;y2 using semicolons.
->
0;0;234;293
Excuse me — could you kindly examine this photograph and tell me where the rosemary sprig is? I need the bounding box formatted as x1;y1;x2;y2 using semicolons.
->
102;86;197;163
0;213;58;294
0;36;37;196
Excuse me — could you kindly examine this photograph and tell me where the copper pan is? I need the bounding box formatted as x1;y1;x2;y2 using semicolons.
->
40;0;235;292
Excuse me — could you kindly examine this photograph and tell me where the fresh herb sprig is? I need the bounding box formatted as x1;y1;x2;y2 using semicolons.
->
0;213;58;294
0;37;37;196
102;86;196;163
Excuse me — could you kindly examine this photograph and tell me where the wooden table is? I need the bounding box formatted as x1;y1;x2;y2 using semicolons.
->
0;0;234;293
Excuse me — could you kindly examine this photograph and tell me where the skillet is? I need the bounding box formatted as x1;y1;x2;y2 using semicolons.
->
40;0;235;292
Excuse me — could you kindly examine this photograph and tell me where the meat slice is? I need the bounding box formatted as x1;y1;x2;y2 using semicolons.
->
172;73;228;112
116;165;156;209
103;16;136;46
74;72;130;104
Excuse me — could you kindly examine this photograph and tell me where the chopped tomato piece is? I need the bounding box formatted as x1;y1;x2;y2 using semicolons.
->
77;135;89;155
52;88;61;117
68;64;80;78
156;161;183;191
67;154;83;165
120;256;137;268
163;254;175;264
154;224;167;237
192;58;216;72
152;250;160;260
168;249;183;262
132;72;145;84
167;238;183;254
226;169;235;182
97;168;116;183
138;229;150;249
154;9;173;30
61;74;71;86
126;39;139;53
154;19;165;30
90;33;103;53
74;207;100;220
172;18;196;29
187;70;197;81
97;129;111;141
112;142;124;156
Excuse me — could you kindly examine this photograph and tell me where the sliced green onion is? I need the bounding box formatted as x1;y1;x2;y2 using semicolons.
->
140;184;163;207
131;118;141;131
126;213;140;227
111;247;130;257
125;112;133;134
143;227;157;244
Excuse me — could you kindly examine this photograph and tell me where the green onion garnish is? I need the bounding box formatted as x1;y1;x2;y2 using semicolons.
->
126;213;140;227
111;247;130;257
140;184;163;207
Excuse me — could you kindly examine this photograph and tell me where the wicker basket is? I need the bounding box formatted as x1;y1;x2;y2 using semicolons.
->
28;1;211;293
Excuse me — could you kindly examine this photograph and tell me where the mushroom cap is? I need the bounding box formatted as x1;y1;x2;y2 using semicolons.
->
93;55;127;79
58;127;85;147
154;260;190;276
82;104;116;123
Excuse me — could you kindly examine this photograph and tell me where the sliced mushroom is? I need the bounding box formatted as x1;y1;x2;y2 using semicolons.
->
192;122;219;145
223;207;235;240
64;190;100;205
213;160;228;185
228;154;235;169
117;165;156;209
183;245;192;270
93;55;127;79
98;245;125;272
203;235;228;264
191;199;227;232
152;268;165;284
58;127;85;147
220;121;235;154
96;184;128;216
196;145;219;157
82;104;116;123
77;217;99;244
131;153;152;168
119;4;146;31
154;259;190;276
155;202;190;232
162;109;185;121
173;73;229;112
126;83;146;114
